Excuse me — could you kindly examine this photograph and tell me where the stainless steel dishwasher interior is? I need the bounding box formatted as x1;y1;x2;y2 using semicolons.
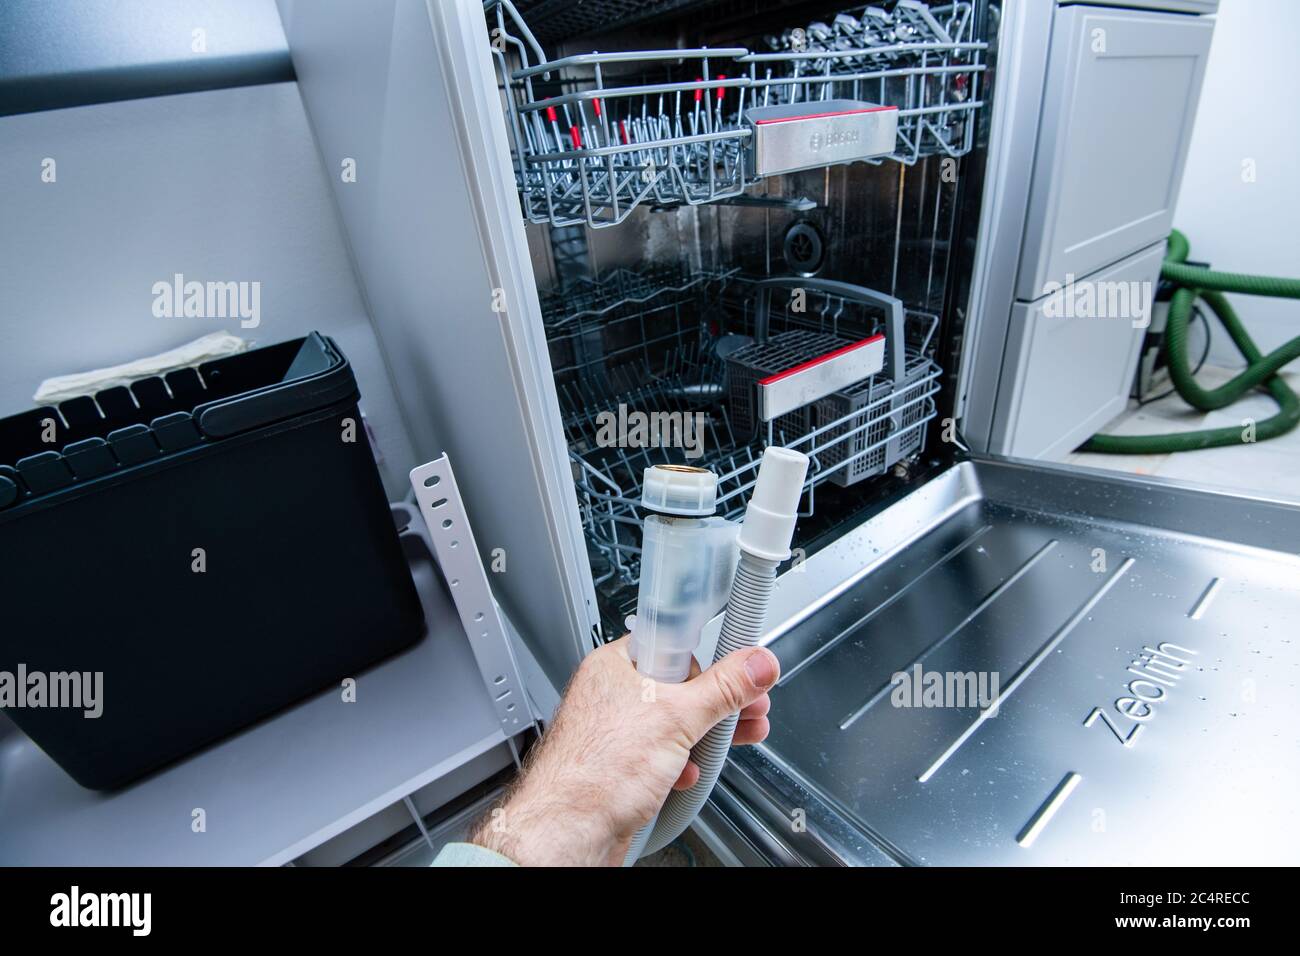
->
718;457;1300;865
519;52;978;634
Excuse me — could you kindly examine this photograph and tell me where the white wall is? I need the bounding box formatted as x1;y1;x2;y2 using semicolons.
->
278;0;602;685
0;82;418;495
1172;0;1300;366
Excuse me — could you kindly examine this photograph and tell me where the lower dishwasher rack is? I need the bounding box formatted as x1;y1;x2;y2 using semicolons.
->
545;268;942;595
707;456;1300;866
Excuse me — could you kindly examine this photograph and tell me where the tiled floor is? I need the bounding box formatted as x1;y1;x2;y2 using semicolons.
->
1063;365;1300;502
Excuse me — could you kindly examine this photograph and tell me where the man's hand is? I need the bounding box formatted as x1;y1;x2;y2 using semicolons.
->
470;636;779;866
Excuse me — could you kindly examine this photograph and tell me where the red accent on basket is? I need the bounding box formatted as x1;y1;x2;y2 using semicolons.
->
620;120;629;145
570;125;582;148
753;104;898;125
717;75;726;100
757;334;885;385
546;106;557;123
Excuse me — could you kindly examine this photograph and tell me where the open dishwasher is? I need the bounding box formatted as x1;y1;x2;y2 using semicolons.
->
278;0;1298;865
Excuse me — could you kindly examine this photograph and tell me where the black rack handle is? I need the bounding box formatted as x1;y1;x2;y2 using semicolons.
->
753;276;906;384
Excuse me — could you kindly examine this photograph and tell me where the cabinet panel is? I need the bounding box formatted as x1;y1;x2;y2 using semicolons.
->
998;242;1163;460
1016;6;1212;301
1066;1;1218;13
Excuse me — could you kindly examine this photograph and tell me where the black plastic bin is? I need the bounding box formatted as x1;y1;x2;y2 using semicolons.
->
0;333;424;790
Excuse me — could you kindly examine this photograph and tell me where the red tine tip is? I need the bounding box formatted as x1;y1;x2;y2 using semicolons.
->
592;98;602;117
717;74;726;99
619;120;629;144
569;125;581;149
546;106;557;122
695;77;703;102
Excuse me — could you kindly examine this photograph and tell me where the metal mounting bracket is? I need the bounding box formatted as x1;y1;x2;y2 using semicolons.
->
409;454;534;733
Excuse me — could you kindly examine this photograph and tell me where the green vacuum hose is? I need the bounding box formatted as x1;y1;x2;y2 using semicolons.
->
1082;229;1300;454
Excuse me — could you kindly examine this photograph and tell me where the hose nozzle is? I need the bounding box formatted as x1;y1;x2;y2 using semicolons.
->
737;446;809;561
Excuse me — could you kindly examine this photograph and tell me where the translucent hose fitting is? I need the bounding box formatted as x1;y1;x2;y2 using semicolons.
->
624;447;808;864
628;465;739;684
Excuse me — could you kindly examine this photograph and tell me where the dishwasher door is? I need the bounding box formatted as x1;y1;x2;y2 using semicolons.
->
701;456;1300;866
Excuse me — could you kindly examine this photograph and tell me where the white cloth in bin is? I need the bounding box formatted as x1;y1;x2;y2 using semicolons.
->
33;332;249;404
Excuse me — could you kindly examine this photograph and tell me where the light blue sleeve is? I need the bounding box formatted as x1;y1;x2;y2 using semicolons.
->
431;842;518;867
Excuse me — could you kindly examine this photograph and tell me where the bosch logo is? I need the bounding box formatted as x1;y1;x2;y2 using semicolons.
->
809;125;861;152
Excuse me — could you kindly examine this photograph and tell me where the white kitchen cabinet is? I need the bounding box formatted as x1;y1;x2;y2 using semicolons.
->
1016;5;1213;301
997;241;1164;460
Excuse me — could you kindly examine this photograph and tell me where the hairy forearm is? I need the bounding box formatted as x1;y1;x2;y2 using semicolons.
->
464;638;777;866
470;743;624;866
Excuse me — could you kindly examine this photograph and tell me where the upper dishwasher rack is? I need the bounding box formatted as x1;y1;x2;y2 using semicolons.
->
485;1;987;228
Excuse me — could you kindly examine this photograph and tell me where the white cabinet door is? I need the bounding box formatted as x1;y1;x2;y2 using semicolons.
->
1077;1;1218;12
1015;6;1212;301
997;242;1164;460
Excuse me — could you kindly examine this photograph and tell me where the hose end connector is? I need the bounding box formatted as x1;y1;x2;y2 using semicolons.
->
736;446;809;561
